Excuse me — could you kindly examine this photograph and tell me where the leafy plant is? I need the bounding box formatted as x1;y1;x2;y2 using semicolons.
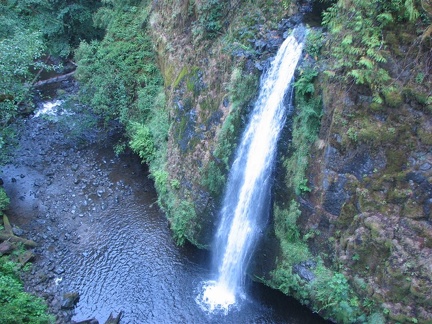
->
283;66;321;195
75;2;162;124
129;122;155;164
0;255;54;323
192;0;226;40
305;29;324;59
0;188;10;213
322;0;421;101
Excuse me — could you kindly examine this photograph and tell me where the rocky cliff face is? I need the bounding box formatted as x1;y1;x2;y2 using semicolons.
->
301;80;432;322
149;0;432;323
148;0;301;246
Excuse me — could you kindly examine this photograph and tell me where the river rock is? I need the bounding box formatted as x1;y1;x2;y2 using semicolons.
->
292;260;316;282
61;292;80;309
73;318;99;324
104;311;123;324
0;241;14;255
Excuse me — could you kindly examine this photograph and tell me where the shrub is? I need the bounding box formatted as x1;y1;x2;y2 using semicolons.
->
0;188;10;212
322;0;421;101
0;257;54;323
283;66;321;194
129;122;155;164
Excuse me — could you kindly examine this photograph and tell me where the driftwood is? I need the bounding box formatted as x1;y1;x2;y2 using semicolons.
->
0;233;37;247
17;250;34;267
3;214;12;233
73;319;99;324
104;311;123;324
32;71;75;88
1;214;37;247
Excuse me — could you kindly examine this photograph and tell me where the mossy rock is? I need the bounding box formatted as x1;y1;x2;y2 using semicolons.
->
387;188;412;204
338;201;358;227
402;199;424;219
382;87;403;108
410;278;432;303
418;126;432;145
402;87;429;106
385;149;407;174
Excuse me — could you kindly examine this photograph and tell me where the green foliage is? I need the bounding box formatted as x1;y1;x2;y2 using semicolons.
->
305;29;324;59
0;1;102;161
0;1;101;59
75;2;162;124
129;122;155;163
0;188;10;213
322;0;421;100
0;28;46;127
0;257;54;323
169;200;197;245
201;160;226;196
272;201;310;296
193;0;226;39
151;169;169;202
201;65;259;196
310;266;364;323
276;201;301;242
283;67;321;195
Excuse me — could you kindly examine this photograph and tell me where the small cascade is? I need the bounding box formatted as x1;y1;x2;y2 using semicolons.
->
197;26;306;314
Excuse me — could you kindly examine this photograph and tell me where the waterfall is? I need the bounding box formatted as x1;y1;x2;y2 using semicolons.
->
197;26;306;314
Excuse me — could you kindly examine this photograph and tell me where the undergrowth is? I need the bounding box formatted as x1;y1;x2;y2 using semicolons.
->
283;65;321;195
0;251;54;323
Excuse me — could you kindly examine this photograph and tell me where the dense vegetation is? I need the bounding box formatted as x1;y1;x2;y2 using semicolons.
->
0;253;54;324
1;0;431;322
1;188;54;323
0;1;103;321
0;0;102;159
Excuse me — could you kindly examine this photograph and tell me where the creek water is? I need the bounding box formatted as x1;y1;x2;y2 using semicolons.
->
0;93;329;323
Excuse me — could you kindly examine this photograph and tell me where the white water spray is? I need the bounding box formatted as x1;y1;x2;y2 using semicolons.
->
197;26;306;314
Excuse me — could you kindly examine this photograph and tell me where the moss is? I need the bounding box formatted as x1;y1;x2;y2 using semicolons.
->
172;66;189;89
382;87;403;108
338;201;358;227
418;126;432;145
352;117;399;145
402;199;424;219
385;149;407;174
369;102;385;111
402;87;429;106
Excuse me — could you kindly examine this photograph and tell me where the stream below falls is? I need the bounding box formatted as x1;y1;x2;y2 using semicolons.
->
0;99;330;323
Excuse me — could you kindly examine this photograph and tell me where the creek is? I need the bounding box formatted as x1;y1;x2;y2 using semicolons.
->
0;91;329;323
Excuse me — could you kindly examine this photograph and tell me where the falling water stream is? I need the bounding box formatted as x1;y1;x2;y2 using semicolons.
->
197;26;306;314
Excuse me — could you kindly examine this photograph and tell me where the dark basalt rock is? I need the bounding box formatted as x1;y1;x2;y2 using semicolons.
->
61;292;80;309
292;260;316;282
323;175;348;216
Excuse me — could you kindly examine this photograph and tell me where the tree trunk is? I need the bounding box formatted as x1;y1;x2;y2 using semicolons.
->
32;71;76;88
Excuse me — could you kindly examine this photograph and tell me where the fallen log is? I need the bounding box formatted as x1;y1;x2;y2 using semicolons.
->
3;214;13;234
17;250;34;267
0;233;37;247
32;71;75;88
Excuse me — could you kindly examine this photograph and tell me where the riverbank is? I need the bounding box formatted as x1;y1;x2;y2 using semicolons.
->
1;95;149;322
